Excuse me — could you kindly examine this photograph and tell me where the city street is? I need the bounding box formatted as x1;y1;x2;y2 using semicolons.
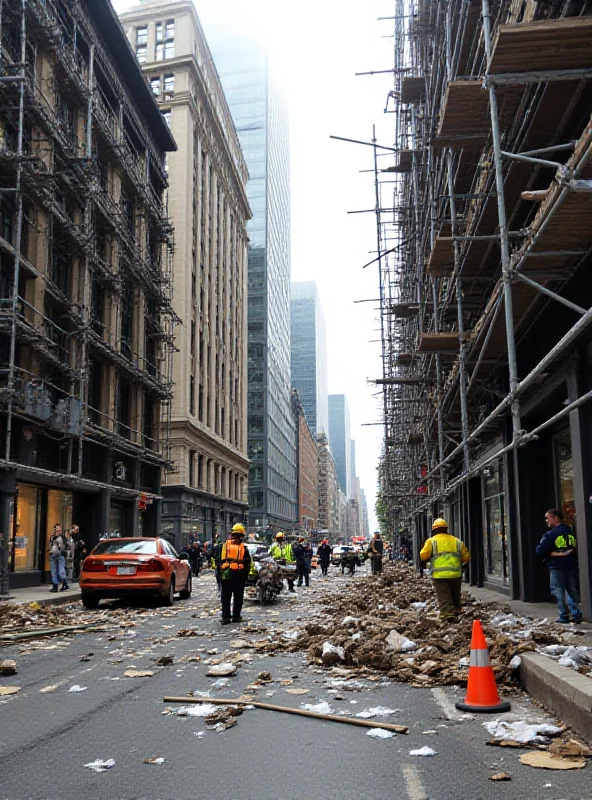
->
1;567;590;800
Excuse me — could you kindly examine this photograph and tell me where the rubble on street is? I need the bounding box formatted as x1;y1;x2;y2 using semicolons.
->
265;564;591;687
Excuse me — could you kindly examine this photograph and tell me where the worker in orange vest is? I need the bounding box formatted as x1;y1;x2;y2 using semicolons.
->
216;523;251;625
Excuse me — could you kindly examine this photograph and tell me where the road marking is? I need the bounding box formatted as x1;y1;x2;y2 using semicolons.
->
431;686;458;720
402;764;428;800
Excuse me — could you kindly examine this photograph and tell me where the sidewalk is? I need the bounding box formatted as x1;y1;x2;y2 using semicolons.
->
1;583;82;607
467;585;592;639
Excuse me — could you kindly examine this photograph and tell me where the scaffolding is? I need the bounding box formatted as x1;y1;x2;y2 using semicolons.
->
0;0;176;502
375;0;592;540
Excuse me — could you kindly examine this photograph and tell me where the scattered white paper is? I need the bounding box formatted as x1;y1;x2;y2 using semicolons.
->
356;706;401;719
409;746;437;756
69;685;88;693
301;701;333;714
322;642;345;662
84;759;115;773
367;728;395;739
509;655;522;670
174;703;218;717
483;719;562;744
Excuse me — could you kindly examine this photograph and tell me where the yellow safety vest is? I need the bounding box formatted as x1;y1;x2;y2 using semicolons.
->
429;536;462;579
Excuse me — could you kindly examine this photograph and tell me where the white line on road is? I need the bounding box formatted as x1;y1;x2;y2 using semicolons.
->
431;686;459;720
402;764;428;800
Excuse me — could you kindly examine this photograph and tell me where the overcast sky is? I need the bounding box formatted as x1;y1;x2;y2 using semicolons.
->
114;0;395;531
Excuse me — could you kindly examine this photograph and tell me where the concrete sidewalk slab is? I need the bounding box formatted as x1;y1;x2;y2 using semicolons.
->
1;584;81;607
520;652;592;743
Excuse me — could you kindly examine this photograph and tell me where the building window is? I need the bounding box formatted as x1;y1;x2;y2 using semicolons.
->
151;77;161;97
189;375;195;415
164;74;175;99
136;26;148;45
161;109;171;126
136;45;147;64
156;19;175;61
189;450;196;487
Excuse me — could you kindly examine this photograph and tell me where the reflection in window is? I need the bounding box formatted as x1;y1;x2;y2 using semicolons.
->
136;26;147;45
164;74;175;98
136;45;147;64
151;77;161;96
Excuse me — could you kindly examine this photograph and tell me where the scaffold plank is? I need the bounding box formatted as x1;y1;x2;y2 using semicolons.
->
401;76;426;104
490;18;592;75
417;333;462;353
426;236;454;276
383;149;419;173
435;81;490;147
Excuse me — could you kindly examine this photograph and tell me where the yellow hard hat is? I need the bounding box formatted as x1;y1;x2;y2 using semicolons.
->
275;532;285;540
432;518;448;531
231;523;246;535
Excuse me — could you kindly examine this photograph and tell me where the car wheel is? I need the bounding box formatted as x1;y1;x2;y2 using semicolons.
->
163;576;175;606
81;593;100;609
179;572;192;599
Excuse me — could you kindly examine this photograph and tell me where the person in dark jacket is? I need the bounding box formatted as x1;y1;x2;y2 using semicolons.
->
293;537;313;587
189;541;202;577
369;532;384;575
536;508;582;624
317;539;332;576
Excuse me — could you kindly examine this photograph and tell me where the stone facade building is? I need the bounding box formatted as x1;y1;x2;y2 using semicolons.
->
120;0;250;549
291;391;318;532
317;433;340;539
0;0;176;587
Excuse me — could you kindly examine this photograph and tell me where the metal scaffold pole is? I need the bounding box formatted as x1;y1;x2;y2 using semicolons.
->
481;0;521;442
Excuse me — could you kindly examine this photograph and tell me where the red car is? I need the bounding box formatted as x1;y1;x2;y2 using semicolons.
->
79;537;192;609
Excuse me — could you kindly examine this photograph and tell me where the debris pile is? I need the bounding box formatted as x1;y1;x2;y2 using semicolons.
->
268;564;583;687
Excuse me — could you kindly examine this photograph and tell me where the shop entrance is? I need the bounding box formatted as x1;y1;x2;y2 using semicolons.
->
553;427;575;529
482;462;509;586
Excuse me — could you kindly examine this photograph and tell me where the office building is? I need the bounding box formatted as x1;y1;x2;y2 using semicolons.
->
290;281;328;436
328;395;351;498
196;6;297;530
120;0;251;549
291;390;318;532
0;0;176;587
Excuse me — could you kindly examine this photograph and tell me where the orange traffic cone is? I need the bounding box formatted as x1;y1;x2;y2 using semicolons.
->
455;620;511;713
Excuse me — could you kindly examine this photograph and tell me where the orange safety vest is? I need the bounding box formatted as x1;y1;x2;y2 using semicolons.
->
220;540;246;571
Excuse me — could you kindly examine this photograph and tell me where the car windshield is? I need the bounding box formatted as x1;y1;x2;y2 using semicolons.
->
93;539;158;555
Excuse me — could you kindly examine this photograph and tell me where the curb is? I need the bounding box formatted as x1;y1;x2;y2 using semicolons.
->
520;652;592;743
2;592;82;608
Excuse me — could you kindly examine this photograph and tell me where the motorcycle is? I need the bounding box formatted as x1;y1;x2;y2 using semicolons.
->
246;555;284;604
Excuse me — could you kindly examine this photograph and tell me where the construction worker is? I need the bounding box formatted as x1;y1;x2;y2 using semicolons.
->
216;523;251;624
420;518;470;621
269;532;296;592
536;508;582;624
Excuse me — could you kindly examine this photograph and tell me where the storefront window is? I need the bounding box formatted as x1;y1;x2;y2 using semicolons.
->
45;490;72;572
13;484;39;572
553;428;575;530
109;503;125;538
482;462;509;586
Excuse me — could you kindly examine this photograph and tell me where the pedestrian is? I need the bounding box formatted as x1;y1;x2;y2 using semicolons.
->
369;532;384;575
536;508;582;624
71;524;87;582
419;518;470;621
190;540;202;577
317;538;332;576
216;523;251;625
269;532;296;592
49;524;69;592
293;537;312;587
63;529;75;582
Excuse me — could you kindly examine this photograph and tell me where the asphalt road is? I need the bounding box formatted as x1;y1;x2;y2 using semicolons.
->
1;568;591;800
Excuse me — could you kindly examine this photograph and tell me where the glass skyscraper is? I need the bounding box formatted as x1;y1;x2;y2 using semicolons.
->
197;7;297;529
290;282;328;436
328;394;351;498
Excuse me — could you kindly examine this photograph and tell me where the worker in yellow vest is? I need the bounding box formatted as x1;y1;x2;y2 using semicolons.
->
216;523;251;624
269;532;296;593
420;518;470;621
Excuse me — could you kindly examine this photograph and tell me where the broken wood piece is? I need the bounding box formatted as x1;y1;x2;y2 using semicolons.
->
521;189;549;202
162;695;409;734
